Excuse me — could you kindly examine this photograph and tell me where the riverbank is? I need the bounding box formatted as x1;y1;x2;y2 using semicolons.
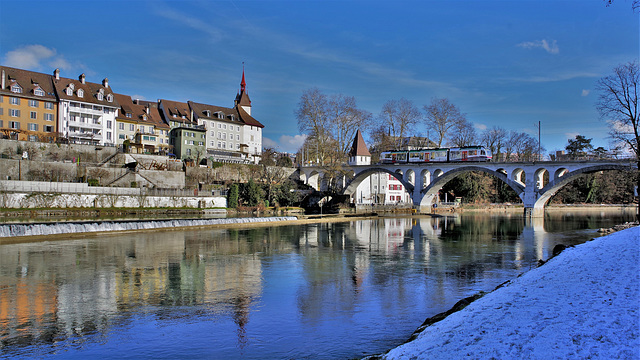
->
369;224;639;359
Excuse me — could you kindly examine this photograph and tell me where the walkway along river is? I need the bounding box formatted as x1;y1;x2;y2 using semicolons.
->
0;209;635;359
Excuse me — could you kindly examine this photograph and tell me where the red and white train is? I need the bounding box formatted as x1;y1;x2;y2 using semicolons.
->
380;146;492;164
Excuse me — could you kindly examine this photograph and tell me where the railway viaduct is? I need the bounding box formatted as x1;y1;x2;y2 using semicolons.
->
299;160;638;217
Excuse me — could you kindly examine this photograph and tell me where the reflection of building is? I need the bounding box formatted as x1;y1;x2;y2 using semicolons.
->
0;281;58;342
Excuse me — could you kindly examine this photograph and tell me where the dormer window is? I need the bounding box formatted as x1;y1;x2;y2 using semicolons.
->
11;84;22;93
106;94;113;102
216;112;224;119
227;114;235;121
204;110;211;117
142;114;147;121
34;88;44;96
77;89;84;97
126;113;132;118
97;93;103;101
66;87;73;96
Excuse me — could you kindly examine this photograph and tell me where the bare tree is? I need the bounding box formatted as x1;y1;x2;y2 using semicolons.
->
596;60;639;220
423;98;466;147
374;98;421;149
481;126;507;161
449;118;477;147
296;88;330;164
596;61;639;160
327;94;372;156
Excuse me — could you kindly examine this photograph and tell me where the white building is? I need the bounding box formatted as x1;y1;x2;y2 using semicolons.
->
189;69;264;164
53;70;118;146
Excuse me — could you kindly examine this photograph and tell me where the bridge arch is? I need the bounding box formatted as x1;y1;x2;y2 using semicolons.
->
535;164;634;209
344;167;415;197
419;166;525;208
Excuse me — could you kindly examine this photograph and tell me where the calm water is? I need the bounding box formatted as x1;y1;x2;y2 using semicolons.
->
0;210;635;359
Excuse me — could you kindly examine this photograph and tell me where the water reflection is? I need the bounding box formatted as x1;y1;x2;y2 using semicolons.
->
0;210;634;359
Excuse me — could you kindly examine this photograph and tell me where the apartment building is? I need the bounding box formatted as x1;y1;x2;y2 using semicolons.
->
52;69;119;146
114;94;170;154
158;99;206;161
0;66;58;142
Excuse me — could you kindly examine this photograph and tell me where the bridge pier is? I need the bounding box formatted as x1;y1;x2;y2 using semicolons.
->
524;207;544;218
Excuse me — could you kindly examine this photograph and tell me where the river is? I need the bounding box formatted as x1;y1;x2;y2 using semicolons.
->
0;209;635;359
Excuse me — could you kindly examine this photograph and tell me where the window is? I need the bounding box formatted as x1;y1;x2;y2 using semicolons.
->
119;134;125;139
9;121;20;129
30;111;37;119
0;108;3;115
77;89;84;97
106;94;113;102
130;124;135;131
11;84;22;93
236;143;240;150
107;120;112;128
107;131;112;140
119;123;124;130
28;123;38;131
44;125;53;132
10;109;20;117
140;126;145;133
126;113;132;118
97;93;104;101
29;100;38;107
44;102;53;110
44;112;54;121
34;88;44;96
66;88;73;96
187;149;191;155
10;97;19;105
236;134;240;141
210;141;215;147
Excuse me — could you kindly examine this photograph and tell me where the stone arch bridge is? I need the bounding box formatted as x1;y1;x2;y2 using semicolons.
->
299;160;637;217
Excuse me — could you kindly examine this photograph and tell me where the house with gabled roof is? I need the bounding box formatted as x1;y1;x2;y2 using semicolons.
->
158;98;206;161
52;69;119;146
0;66;59;142
114;94;170;155
189;69;264;164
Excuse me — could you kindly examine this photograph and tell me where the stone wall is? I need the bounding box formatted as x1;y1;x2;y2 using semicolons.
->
0;139;118;163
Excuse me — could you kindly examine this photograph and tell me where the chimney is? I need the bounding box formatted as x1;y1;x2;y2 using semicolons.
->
79;73;86;84
53;68;60;80
1;70;5;90
102;78;109;88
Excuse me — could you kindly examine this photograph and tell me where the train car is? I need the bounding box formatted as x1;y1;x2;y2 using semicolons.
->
448;146;492;162
380;150;408;163
407;148;449;163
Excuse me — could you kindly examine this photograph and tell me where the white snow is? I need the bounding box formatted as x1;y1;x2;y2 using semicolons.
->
383;226;640;360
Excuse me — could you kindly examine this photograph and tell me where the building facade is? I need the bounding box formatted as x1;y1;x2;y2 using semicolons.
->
52;70;119;146
114;94;170;155
158;99;206;161
0;66;58;142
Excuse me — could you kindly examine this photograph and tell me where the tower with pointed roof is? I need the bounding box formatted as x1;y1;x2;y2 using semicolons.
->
234;67;252;116
348;130;371;165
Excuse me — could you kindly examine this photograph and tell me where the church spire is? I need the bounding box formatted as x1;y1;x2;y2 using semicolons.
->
240;65;246;93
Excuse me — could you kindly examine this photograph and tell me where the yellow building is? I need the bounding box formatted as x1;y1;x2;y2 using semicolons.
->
0;66;58;142
114;94;170;154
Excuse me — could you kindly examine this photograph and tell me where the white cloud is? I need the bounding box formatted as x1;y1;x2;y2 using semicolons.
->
264;134;307;153
4;45;72;71
474;123;487;131
581;89;590;97
131;95;147;101
517;39;560;54
565;132;580;141
153;5;224;42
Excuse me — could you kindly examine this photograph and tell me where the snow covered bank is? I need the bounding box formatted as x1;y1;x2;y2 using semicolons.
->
381;226;639;359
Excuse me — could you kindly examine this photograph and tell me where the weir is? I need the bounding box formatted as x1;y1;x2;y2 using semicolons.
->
0;217;298;238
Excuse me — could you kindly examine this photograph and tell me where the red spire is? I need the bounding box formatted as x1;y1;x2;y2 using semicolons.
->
240;65;246;92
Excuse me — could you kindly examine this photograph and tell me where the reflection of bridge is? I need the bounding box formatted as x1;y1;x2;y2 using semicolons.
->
300;160;637;216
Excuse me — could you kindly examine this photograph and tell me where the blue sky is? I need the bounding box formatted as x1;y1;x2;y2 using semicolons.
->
1;0;638;155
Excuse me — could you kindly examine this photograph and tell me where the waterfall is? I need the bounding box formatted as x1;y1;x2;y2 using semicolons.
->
0;217;298;238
